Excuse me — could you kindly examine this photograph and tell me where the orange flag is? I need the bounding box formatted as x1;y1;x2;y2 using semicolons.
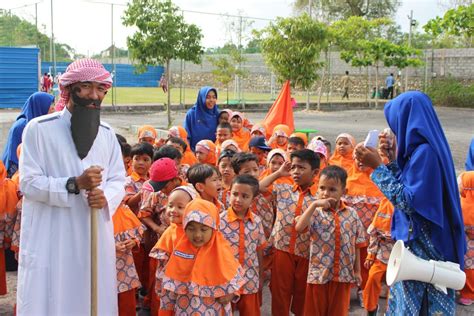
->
262;80;295;139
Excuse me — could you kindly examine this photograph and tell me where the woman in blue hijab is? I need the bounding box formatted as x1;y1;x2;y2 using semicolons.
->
2;92;54;177
184;86;219;151
355;91;465;315
466;138;474;171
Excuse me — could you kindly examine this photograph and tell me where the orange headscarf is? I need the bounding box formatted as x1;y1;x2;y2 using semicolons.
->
138;125;157;141
329;133;356;172
112;203;143;235
169;126;198;166
271;124;292;150
346;161;384;198
371;197;394;234
260;149;293;185
460;171;474;227
0;161;19;215
11;144;22;186
163;199;242;294
231;112;251;152
195;140;217;166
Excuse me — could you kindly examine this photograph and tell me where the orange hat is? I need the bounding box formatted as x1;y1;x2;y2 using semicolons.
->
138;125;157;140
163;199;243;295
195;140;217;165
290;132;308;146
460;171;474;226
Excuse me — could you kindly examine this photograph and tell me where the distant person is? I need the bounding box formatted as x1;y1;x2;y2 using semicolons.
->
159;74;168;93
395;74;402;96
1;92;54;177
341;70;353;100
41;73;52;93
184;86;219;151
385;73;395;99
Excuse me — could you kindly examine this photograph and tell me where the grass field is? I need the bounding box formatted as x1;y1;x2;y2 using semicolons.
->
101;87;367;105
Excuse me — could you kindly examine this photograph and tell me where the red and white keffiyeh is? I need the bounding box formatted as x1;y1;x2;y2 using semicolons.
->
55;59;112;111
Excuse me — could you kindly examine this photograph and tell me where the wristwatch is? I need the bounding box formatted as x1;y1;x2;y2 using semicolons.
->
66;177;80;194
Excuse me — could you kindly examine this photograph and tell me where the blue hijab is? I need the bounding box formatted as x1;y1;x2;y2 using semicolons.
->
466;138;474;171
183;86;219;151
2;92;54;174
385;91;465;267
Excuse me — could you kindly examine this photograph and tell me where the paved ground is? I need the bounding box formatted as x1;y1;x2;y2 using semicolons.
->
0;106;473;315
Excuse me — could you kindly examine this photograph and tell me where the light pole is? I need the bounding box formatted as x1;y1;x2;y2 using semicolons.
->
405;10;416;92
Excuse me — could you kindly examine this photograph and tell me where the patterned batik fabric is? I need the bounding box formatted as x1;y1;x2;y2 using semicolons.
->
465;225;474;269
0;205;17;248
366;223;394;264
218;189;231;211
11;201;22;252
371;164;456;315
251;193;275;241
115;225;145;293
270;183;319;259
123;173;146;204
149;249;170;295
160;267;244;315
307;204;367;284
220;209;267;294
343;195;381;233
139;190;170;228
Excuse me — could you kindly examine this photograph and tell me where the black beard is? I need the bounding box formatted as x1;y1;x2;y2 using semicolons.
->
70;92;102;159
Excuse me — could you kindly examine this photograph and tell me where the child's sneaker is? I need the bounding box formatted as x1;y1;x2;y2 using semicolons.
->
458;297;473;306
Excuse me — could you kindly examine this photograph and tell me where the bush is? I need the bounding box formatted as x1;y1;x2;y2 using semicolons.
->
426;77;474;108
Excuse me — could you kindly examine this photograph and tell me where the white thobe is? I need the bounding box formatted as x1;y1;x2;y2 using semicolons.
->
17;108;125;316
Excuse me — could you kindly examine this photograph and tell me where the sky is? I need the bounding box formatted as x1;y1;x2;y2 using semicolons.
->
0;0;449;56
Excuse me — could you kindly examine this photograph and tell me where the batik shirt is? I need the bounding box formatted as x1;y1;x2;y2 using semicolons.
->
220;208;267;294
115;225;145;293
271;183;319;259
307;202;366;284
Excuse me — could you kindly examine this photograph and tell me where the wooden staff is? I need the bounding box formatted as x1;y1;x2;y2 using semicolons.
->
91;208;98;316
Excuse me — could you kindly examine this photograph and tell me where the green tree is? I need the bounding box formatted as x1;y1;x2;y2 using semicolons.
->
333;17;422;107
208;49;248;105
123;0;204;127
0;11;72;63
255;13;328;109
424;4;474;48
293;0;399;21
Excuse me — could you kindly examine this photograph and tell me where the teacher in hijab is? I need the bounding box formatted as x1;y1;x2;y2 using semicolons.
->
184;86;219;152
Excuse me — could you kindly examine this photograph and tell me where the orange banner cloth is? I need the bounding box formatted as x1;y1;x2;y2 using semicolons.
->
263;81;294;139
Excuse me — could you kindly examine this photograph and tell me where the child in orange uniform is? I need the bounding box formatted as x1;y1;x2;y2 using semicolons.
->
195;140;217;166
230;111;251;151
167;125;198;166
459;171;474;305
187;164;224;212
363;197;394;315
329;133;356;173
159;199;244;315
259;149;321;316
220;175;267;315
295;165;366;315
218;149;237;210
269;124;291;150
113;204;144;316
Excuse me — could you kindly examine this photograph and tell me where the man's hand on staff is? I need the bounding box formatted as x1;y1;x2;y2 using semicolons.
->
87;188;107;209
77;166;103;190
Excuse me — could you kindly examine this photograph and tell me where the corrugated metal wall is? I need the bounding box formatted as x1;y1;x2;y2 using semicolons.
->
0;47;40;109
41;62;164;87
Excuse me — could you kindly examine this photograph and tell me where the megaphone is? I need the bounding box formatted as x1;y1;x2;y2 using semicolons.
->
386;240;466;294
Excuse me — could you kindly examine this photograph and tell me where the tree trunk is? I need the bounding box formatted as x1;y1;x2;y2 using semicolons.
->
166;59;172;128
306;89;310;110
226;84;229;105
375;63;379;110
317;50;328;111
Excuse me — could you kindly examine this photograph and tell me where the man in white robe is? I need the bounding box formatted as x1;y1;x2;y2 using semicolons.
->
17;59;125;315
